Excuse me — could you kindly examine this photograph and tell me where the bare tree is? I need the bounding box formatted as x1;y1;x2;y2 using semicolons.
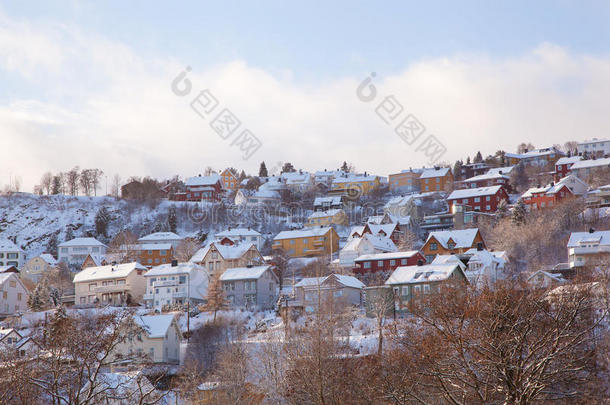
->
40;172;53;195
111;174;121;198
174;238;201;262
66;166;80;196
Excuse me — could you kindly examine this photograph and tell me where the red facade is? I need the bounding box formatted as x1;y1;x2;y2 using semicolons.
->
554;162;572;181
185;182;222;201
523;184;573;210
447;187;509;213
353;251;425;274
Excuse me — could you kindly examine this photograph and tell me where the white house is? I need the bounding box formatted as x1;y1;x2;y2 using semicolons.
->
138;232;184;249
215;228;264;250
73;262;148;306
58;237;107;266
143;261;209;309
339;233;397;267
21;253;58;283
0;239;25;269
567;230;610;269
281;171;313;193
0;273;29;316
577;138;610;157
234;188;281;206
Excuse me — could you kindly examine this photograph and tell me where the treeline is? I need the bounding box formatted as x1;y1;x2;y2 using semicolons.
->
34;167;118;197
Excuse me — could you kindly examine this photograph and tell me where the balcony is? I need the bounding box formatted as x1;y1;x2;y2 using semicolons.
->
143;294;154;300
153;280;179;288
94;284;129;293
172;291;187;298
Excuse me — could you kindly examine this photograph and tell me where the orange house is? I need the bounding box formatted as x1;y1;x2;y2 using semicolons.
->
421;228;485;263
221;169;239;191
419;167;453;192
272;227;340;258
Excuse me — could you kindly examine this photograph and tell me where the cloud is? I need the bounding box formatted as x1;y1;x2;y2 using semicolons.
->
1;9;610;192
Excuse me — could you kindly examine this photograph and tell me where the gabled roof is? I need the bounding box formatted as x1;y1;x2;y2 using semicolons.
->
189;242;257;263
447;185;504;200
39;253;58;266
426;228;480;249
567;230;610;247
569;157;610;171
220;265;273;281
527;270;567;284
295;274;365;289
462;172;509;182
138;232;183;242
555;156;583;165
486;166;514;176
308;209;344;219
134;314;176;338
313;196;343;205
73;262;146;283
420;167;451;179
185;174;221;187
273;227;333;240
59;237;106;248
145;262;205;277
332;174;379;184
521;182;572;198
216;228;262;238
385;263;463;285
365;234;398;252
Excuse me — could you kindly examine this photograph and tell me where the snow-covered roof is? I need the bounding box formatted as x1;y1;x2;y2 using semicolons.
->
134;314;176;338
138;232;183;242
555;156;583;165
485;166;514;176
281;172;311;185
39;253;57;266
254;189;280;199
447;185;504;200
0;266;17;273
185;174;221;187
73;262;146;283
332;174;379;184
365;234;397;252
216;228;261;238
463;248;507;267
385;263;462;285
189;242;256;263
368;223;397;236
354;251;420;262
420;167;451;179
220;265;271;281
0;273;16;286
274;227;333;240
527;270;567;284
145;261;205;277
0;239;23;252
295;274;365;289
569;157;610;171
567;230;610;247
521;181;571;198
58;237;106;248
308;209;343;219
313;196;343;205
430;254;467;270
426;228;480;249
505;147;562;159
462;172;509;182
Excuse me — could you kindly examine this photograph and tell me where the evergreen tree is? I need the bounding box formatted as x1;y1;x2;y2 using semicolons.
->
168;206;178;233
51;175;62;195
466;156;471;164
203;274;228;322
281;162;296;173
340;161;349;172
238;170;246;182
259;162;268;177
46;233;59;257
453;160;464;181
65;226;74;242
94;207;111;237
28;281;50;311
497;199;508;218
473;151;483;163
512;199;527;226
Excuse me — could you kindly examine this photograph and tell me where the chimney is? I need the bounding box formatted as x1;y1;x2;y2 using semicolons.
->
416;259;424;266
198;173;202;177
171;259;178;267
589;228;595;234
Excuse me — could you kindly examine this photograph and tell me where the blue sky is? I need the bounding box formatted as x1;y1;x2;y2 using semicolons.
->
2;1;610;190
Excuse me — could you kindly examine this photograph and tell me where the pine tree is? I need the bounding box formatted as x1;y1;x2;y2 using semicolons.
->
95;207;111;237
65;226;74;242
203;274;228;322
259;162;268;177
473;151;483;163
281;162;295;173
51;175;62;195
238;170;246;182
512;199;527;226
168;206;177;233
453;160;463;181
340;161;349;172
46;233;59;257
28;281;50;311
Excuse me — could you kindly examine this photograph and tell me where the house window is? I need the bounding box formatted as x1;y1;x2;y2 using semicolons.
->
17;293;22;301
486;205;491;211
2;291;7;299
9;280;16;288
377;260;384;267
390;260;396;266
364;262;371;269
401;286;409;296
430;243;438;251
80;297;86;304
89;283;97;292
474;197;481;202
401;259;407;265
485;196;490;201
333;290;343;297
424;285;431;294
414;285;421;295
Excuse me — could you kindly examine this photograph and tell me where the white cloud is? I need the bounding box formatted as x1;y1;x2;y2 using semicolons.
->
1;10;610;192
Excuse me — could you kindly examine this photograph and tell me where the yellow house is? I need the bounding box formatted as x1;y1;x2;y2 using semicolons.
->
388;169;423;192
113;314;181;364
220;168;239;191
329;174;381;197
305;209;348;227
273;227;340;258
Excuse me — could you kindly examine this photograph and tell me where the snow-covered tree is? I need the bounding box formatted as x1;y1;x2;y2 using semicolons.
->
65;226;74;242
28;281;51;311
46;233;59;257
168;206;177;233
203;274;228;322
259;161;268;177
512;198;527;226
473;151;483;163
95;207;111;237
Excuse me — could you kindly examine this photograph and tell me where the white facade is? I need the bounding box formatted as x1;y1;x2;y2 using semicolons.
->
137;232;184;249
0;239;25;269
577;138;610;157
0;273;29;316
143;262;209;309
58;237;107;266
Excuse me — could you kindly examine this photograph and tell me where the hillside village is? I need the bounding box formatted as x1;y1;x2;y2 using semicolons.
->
0;139;609;403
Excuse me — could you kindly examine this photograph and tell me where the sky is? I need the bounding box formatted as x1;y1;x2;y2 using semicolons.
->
2;1;610;191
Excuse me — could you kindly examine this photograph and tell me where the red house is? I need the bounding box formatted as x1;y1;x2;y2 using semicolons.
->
554;156;583;181
447;185;509;213
184;174;223;202
353;251;425;274
521;182;573;211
